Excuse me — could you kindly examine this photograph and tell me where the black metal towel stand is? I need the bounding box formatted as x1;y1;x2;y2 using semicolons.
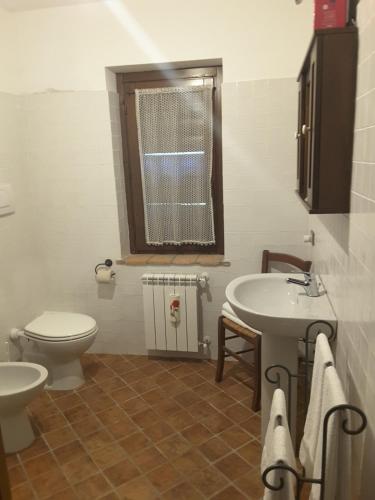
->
262;321;367;500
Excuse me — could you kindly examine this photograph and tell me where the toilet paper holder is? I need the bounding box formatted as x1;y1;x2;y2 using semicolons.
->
95;259;116;278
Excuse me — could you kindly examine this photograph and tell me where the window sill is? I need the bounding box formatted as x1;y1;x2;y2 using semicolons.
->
116;254;228;267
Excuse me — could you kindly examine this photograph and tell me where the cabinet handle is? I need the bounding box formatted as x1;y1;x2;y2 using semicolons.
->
302;124;311;135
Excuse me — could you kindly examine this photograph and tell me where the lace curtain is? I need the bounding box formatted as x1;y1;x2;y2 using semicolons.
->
135;85;215;246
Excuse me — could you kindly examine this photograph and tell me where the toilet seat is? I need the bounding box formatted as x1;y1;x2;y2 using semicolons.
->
24;311;98;342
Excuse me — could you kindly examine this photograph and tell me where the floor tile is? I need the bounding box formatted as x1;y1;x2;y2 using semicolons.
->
43;425;77;449
80;428;114;453
215;453;250;480
174;390;202;407
11;482;37;500
120;396;151;415
143;421;174;442
44;487;78;499
165;409;195;431
63;403;93;424
162;481;204;500
53;440;86;465
237;439;262;466
234;468;264;499
189;466;229;496
240;415;261;437
118;431;151;456
132;446;167;472
171;449;209;475
157;434;192;459
18;437;49;462
54;393;82;411
8;354;262;500
103;458;140;487
131;408;160;428
23;452;59;479
198;437;232;462
220;425;252;449
117;476;158;499
211;485;248;500
71;415;102;437
147;462;182;492
30;468;70;499
8;464;27;487
62;455;98;484
90;442;126;469
181;423;212;445
74;472;112;499
223;403;254;423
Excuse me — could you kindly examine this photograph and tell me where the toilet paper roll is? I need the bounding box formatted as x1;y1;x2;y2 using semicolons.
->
96;268;113;283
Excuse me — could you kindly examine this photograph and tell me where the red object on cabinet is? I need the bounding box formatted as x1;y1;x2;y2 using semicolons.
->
314;0;348;29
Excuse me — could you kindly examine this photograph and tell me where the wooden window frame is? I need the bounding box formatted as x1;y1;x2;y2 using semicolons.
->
117;66;224;254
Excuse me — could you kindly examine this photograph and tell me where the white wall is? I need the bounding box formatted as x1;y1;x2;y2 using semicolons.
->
0;9;20;92
0;0;313;357
309;1;375;497
0;93;45;360
19;79;309;356
4;0;314;93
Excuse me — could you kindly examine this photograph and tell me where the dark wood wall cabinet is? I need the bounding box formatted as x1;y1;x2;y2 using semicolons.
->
296;27;358;214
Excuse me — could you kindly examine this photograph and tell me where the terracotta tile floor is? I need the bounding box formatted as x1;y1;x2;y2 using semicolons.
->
7;355;264;500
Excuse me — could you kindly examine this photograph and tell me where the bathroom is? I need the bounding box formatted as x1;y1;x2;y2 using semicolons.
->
0;0;374;498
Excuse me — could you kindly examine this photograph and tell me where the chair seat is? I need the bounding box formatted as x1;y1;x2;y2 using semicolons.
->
222;317;260;341
216;250;312;414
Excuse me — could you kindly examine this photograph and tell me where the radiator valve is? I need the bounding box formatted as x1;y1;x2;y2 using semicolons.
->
199;336;211;351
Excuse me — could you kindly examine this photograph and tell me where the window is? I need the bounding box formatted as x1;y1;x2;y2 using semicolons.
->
117;66;223;254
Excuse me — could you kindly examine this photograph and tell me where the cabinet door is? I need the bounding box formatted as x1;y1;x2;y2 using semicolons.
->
297;74;309;201
305;43;319;208
296;78;305;196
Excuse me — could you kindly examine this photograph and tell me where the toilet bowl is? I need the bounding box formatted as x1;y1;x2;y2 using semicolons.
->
0;362;48;453
13;311;98;391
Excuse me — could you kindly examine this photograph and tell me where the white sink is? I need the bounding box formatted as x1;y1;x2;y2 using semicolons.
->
226;273;337;444
226;273;336;338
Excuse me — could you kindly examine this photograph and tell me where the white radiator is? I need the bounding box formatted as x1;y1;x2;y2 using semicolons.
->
142;273;208;352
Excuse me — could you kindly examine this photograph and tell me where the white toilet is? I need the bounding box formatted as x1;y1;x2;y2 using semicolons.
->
0;362;48;453
12;311;98;391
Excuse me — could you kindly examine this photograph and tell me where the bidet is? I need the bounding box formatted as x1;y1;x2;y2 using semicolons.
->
0;362;48;453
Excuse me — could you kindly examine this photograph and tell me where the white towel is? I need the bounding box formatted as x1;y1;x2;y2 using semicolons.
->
261;389;288;473
221;301;262;333
299;333;334;475
310;366;350;500
263;425;296;500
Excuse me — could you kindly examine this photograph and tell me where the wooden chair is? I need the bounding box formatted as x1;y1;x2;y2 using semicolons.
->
215;250;312;412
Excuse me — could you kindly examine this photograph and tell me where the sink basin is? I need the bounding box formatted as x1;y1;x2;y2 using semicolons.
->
226;272;337;444
226;273;336;338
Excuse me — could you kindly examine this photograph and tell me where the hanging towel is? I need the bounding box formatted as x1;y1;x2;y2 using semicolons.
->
261;389;288;473
221;301;262;333
263;425;296;500
310;366;350;500
299;332;334;475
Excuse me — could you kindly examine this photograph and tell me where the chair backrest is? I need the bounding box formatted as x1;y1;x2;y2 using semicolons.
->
261;250;312;274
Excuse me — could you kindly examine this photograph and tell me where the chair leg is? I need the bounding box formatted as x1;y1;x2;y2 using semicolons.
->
215;316;226;383
251;335;262;412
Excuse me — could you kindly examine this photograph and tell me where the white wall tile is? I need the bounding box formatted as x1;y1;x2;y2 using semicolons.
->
6;78;309;358
309;3;375;496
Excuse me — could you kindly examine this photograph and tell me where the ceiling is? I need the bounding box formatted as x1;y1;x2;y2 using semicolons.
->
0;0;102;11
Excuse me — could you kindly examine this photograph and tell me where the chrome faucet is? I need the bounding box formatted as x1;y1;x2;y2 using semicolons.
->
286;272;320;297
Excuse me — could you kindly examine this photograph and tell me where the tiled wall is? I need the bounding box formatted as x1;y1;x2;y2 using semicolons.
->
0;93;45;360
12;77;309;358
309;1;375;497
